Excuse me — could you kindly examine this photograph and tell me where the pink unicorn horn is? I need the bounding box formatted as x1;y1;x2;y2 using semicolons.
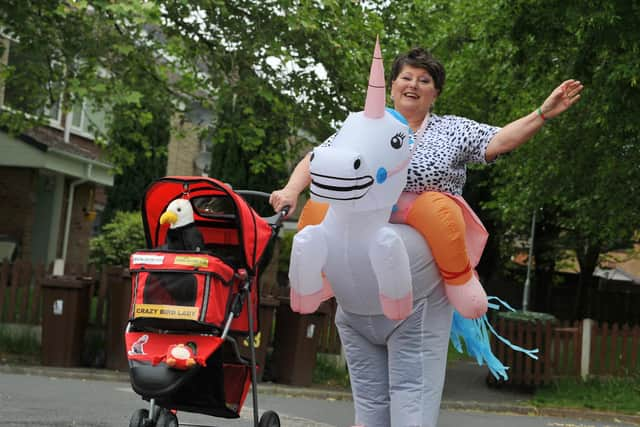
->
364;35;385;119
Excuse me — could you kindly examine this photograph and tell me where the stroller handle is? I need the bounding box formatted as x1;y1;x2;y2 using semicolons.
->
235;189;289;228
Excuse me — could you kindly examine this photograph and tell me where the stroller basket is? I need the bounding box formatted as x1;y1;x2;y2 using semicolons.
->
129;250;241;334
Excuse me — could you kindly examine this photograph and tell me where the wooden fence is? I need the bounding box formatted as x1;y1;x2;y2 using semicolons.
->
491;317;640;386
2;260;638;381
0;260;109;329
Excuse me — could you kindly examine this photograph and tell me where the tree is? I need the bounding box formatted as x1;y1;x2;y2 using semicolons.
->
101;89;171;224
431;0;640;314
0;0;176;165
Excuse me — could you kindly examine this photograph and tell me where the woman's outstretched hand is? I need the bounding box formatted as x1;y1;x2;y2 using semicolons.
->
540;79;584;119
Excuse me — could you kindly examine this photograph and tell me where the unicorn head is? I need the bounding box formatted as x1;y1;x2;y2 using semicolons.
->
309;37;411;212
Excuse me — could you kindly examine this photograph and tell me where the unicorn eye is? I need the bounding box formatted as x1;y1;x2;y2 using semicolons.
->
390;132;405;149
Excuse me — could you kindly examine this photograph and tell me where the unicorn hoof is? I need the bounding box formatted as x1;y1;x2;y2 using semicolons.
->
445;275;488;319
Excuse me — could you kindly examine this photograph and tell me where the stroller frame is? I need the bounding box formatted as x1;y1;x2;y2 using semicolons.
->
126;177;287;427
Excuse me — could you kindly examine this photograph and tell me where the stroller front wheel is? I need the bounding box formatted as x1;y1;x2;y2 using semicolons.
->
258;410;280;427
129;408;152;427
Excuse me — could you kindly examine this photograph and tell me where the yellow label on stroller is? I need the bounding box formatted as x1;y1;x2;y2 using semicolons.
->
134;304;199;320
174;256;209;268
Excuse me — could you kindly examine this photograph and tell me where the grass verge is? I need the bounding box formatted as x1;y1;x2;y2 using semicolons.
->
0;323;40;365
532;375;640;415
313;353;350;389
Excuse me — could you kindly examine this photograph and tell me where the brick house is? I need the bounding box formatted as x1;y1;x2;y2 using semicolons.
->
0;37;114;271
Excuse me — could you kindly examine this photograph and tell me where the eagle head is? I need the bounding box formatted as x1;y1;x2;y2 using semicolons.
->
160;199;195;229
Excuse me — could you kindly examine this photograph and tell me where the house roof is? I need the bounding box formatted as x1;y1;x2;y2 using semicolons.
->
0;127;114;186
598;244;640;283
22;126;104;161
513;244;640;284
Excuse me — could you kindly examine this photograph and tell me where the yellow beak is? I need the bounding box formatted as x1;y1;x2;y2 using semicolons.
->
160;211;178;225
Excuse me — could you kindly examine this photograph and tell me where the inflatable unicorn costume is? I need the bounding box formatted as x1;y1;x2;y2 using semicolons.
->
289;38;537;427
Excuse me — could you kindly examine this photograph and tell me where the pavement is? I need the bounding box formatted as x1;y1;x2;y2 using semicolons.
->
1;359;639;426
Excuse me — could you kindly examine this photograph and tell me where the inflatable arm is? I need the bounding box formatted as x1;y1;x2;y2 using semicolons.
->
289;224;332;313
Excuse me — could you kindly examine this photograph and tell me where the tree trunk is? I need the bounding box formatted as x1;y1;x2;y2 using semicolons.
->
531;218;560;314
574;242;601;319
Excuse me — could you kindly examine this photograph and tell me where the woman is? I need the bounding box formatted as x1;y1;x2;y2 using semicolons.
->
271;47;583;319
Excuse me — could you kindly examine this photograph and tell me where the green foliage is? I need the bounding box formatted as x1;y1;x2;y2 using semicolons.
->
0;0;174;167
89;211;145;267
101;91;171;223
0;324;39;356
277;229;296;276
313;353;350;389
423;0;640;313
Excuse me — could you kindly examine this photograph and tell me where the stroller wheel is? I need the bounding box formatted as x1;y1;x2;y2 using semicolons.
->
129;409;151;427
258;410;280;427
156;408;179;427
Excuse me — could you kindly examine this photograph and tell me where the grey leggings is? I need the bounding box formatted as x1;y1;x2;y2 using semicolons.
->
335;291;453;427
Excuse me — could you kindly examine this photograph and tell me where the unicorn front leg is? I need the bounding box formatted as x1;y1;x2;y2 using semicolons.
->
288;225;332;314
369;227;413;321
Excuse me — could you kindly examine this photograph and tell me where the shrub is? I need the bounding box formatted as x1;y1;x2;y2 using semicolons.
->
277;229;296;275
89;211;146;267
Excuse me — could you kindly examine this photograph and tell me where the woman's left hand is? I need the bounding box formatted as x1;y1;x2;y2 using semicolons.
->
540;79;584;119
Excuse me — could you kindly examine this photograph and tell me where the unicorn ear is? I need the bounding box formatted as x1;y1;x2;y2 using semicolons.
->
364;35;385;119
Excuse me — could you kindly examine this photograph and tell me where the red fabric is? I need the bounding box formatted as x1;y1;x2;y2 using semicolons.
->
129;251;258;334
223;363;252;411
130;251;235;278
141;176;273;271
125;331;224;364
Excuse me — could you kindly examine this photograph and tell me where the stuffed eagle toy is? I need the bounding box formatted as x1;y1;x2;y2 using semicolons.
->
159;198;205;252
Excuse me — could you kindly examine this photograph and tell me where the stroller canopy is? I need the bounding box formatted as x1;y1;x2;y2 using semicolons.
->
141;176;274;273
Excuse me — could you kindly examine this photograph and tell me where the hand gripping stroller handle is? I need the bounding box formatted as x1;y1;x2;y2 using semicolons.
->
236;189;289;228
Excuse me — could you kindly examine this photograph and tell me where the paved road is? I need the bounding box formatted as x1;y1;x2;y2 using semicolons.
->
0;372;635;427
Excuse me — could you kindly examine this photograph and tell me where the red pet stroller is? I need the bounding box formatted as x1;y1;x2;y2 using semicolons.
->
125;176;287;427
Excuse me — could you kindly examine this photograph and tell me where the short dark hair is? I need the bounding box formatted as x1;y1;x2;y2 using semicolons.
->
390;47;446;95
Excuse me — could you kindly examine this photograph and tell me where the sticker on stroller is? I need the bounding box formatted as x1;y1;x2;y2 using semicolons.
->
174;255;209;268
134;303;199;320
128;334;149;355
242;332;261;348
132;254;165;265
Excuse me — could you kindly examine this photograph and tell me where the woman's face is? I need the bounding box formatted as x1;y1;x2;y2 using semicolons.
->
390;65;439;122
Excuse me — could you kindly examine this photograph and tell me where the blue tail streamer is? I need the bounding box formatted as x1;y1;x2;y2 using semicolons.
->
449;296;539;381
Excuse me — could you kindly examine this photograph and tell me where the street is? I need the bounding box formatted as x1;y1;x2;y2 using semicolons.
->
0;372;633;427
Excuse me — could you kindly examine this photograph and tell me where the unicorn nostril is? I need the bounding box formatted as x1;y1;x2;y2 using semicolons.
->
310;152;315;162
354;158;361;169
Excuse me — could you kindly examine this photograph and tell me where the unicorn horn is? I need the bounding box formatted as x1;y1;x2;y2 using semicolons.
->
364;35;385;119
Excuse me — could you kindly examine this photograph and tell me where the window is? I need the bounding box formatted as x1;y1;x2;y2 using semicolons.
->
70;100;106;137
1;38;108;136
2;39;63;125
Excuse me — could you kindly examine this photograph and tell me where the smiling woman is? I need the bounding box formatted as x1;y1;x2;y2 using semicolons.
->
270;39;584;427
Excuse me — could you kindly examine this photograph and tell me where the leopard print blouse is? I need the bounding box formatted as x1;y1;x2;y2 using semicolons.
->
406;114;500;195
